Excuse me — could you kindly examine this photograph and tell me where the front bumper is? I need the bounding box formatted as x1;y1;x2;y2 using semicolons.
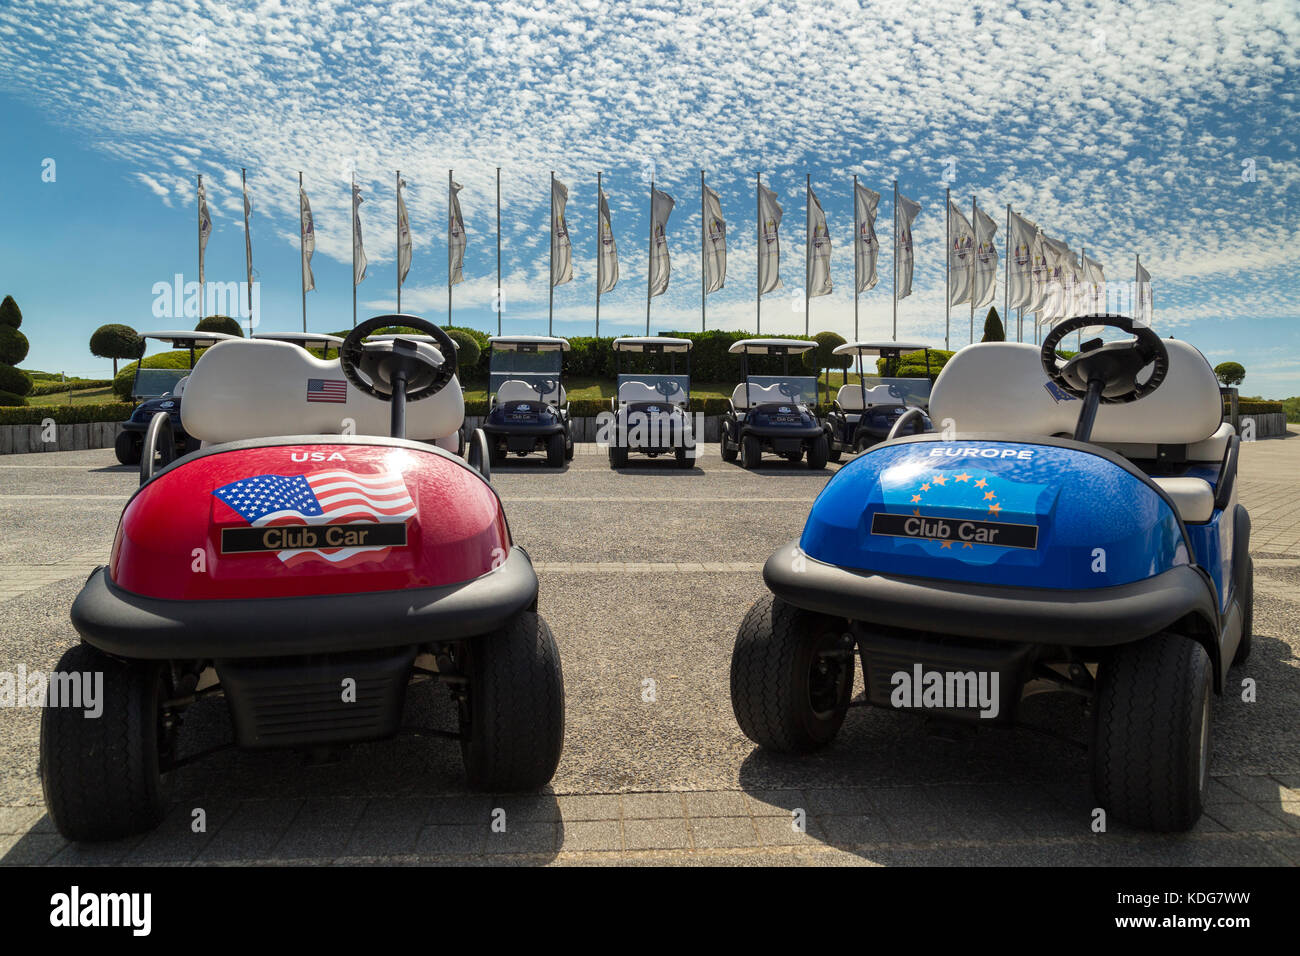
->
72;546;539;659
764;540;1217;646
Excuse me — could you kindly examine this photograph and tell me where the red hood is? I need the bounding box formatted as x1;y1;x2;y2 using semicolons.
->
111;442;509;600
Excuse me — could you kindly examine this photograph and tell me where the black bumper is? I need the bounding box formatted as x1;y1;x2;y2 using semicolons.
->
481;421;564;438
741;423;824;442
72;546;539;659
764;540;1218;646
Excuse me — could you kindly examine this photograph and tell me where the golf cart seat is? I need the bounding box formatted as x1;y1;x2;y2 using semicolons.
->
619;380;685;405
731;383;788;411
928;340;1230;522
496;379;565;406
171;375;190;399
180;338;464;445
835;383;896;410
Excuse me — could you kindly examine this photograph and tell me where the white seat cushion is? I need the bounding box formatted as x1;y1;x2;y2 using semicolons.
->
172;375;190;398
181;339;463;444
929;340;1223;446
619;380;686;405
496;379;565;405
836;383;896;410
1152;477;1215;523
731;383;785;410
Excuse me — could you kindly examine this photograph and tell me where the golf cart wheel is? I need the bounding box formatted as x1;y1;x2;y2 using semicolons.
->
674;445;692;469
609;444;628;469
1090;632;1212;832
1233;557;1253;666
545;431;565;468
720;425;738;463
827;445;843;463
488;437;505;467
40;643;170;842
114;430;142;466
806;434;830;470
740;434;762;469
730;594;854;753
564;428;575;461
459;612;565;791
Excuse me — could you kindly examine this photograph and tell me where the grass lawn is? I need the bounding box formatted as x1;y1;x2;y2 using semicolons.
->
26;386;120;407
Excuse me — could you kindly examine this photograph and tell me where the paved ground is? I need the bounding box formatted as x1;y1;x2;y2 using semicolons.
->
1;433;1298;865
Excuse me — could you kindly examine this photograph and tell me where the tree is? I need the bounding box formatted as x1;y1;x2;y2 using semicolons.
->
981;307;1005;342
195;315;244;337
1214;362;1245;387
445;328;482;369
89;323;144;375
811;331;848;404
0;325;28;366
0;363;32;397
0;295;21;329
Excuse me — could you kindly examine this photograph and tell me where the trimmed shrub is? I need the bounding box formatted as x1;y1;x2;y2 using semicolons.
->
1233;400;1282;415
0;390;27;407
112;350;202;400
29;379;112;397
981;307;1005;342
0;363;33;396
196;315;244;337
1214;362;1245;387
445;328;482;373
0;402;134;425
0;295;21;329
89;324;144;374
0;325;29;366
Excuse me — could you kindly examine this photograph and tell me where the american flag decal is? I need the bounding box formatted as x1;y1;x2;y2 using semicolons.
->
307;378;348;403
213;469;416;567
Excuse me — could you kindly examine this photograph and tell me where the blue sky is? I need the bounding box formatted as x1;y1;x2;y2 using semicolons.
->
2;0;1298;393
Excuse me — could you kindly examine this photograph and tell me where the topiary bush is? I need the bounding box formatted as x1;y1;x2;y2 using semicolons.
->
0;402;134;424
1214;362;1245;387
445;328;482;375
981;307;1005;342
89;323;144;375
0;363;33;397
0;295;21;329
0;390;27;407
112;350;202;401
195;315;244;337
0;324;29;366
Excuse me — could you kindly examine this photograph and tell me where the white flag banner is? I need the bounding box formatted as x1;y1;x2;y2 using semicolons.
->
702;185;726;294
854;182;880;293
1007;210;1038;309
807;186;832;298
598;187;619;295
971;203;998;309
299;185;316;293
1028;231;1053;315
351;182;368;286
946;199;974;306
396;179;411;289
551;177;573;287
1038;235;1071;322
757;182;783;295
895;192;921;300
1065;250;1083;317
649;186;675;298
1136;258;1153;325
242;177;253;293
198;179;212;286
448;180;466;287
1082;254;1105;314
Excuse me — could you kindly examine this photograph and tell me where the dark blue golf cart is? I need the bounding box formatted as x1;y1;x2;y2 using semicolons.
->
719;338;829;469
823;341;935;459
481;336;574;467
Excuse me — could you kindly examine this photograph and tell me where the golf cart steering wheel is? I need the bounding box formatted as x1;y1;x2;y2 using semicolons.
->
1040;314;1168;404
654;380;682;399
887;382;907;401
530;378;558;398
778;382;801;399
340;315;458;402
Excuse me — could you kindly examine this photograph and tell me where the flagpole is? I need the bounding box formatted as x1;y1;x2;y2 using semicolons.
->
197;173;204;325
804;173;811;337
1005;203;1012;341
242;168;253;333
299;171;306;332
646;177;654;335
944;184;950;350
970;193;976;344
892;179;898;342
496;167;502;335
549;170;555;336
1135;252;1140;322
756;172;761;335
596;171;603;338
447;169;453;328
853;174;859;342
395;170;402;315
351;171;357;330
700;169;706;332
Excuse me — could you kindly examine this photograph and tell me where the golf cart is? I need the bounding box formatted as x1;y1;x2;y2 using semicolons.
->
606;336;696;469
481;336;574;467
252;331;345;358
42;315;558;842
730;315;1252;831
114;330;239;465
719;338;829;469
823;341;935;458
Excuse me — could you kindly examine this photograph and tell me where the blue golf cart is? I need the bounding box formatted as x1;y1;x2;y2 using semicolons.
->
822;341;935;459
719;338;829;469
481;335;573;467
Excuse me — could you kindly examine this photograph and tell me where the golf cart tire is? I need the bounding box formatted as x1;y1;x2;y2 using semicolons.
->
740;434;762;470
460;611;565;791
467;428;492;481
564;429;575;461
827;446;842;463
545;431;565;468
674;445;692;469
39;643;169;842
720;426;738;463
730;593;852;753
609;444;628;469
1090;632;1212;832
1233;557;1253;666
806;433;829;470
114;430;142;466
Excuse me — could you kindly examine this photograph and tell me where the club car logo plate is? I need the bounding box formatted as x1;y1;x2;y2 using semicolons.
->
221;522;407;554
870;511;1039;550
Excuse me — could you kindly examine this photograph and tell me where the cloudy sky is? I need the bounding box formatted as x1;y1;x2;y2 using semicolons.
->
2;0;1297;392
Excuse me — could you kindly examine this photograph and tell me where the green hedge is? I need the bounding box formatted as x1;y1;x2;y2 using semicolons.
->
0;402;134;425
1234;400;1283;415
0;390;26;407
30;378;112;397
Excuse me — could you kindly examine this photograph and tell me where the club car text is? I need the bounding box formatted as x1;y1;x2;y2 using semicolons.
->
221;522;406;553
871;512;1039;549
